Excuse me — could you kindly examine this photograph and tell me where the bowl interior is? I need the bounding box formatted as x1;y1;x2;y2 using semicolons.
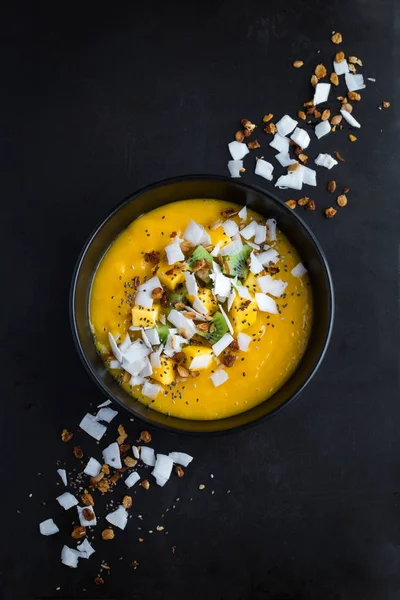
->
71;176;333;434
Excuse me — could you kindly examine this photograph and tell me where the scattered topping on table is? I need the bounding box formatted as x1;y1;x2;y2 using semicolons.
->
40;519;59;536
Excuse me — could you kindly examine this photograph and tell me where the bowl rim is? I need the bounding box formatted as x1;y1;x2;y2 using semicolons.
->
70;174;334;435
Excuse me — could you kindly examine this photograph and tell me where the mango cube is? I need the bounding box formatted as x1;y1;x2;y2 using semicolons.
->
182;345;213;370
243;273;258;295
187;287;217;315
151;357;175;385
158;263;187;291
131;305;160;327
229;294;258;333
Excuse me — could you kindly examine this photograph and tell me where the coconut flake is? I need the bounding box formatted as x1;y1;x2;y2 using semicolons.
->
77;505;97;527
97;399;112;408
140;446;156;466
183;220;205;246
299;165;317;186
132;446;140;459
57;492;78;511
254;158;274;181
257;275;288;297
169;451;194;467
275;171;303;190
192;297;208;315
184;271;198;297
106;506;128;530
315;120;331;139
269;133;290;153
258;248;280;265
40;518;59;536
227;287;236;311
333;59;349;75
61;545;80;568
291;262;308;277
219;237;243;256
152;454;174;487
135;290;153;309
57;469;67;486
210;368;229;387
77;538;95;559
125;471;140;488
239;221;256;240
367;77;376;82
237;332;252;352
255;293;278;314
266;218;277;242
140;356;155;376
84;457;102;477
109;360;121;369
275;152;297;167
102;442;122;469
345;73;366;92
313;83;331;105
228;140;249;160
290;127;310;149
119;333;131;352
167;309;197;338
95;407;118;423
142;381;161;399
314;153;338;169
210;241;222;257
340;109;361;128
247;241;260;250
238;206;247;219
108;332;123;363
150;351;161;369
123;338;151;362
130;375;145;386
141;328;153;350
223;219;239;237
189;353;213;370
213;272;232;297
227;159;243;178
254;223;267;244
234;284;252;300
218;304;234;335
144;328;160;346
212;333;234;356
165;239;185;265
122;359;146;377
276;114;298;136
249;251;264;275
79;414;106;441
138;275;162;293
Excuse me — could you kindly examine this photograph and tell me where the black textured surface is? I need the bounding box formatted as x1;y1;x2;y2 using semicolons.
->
1;1;399;599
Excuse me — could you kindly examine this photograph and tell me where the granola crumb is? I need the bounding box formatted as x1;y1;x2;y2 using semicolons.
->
175;465;184;478
327;180;337;193
235;130;245;142
94;577;104;585
73;446;83;459
382;101;391;108
342;102;353;113
334;151;345;163
264;122;276;134
293;60;304;68
297;110;306;120
122;495;133;509
337;194;348;207
310;74;318;88
199;484;206;490
139;430;151;443
343;187;350;193
247;139;261;150
156;525;164;531
117;424;128;445
348;134;357;142
102;528;115;540
306;200;316;211
61;429;73;443
262;113;274;122
325;207;337;219
241;118;256;132
71;526;86;539
330;72;339;86
285;200;297;209
331;32;342;44
321;109;331;121
297;197;309;207
348;91;361;101
81;491;94;506
131;560;139;569
140;479;150;490
315;64;327;78
335;51;345;63
101;464;110;475
298;153;308;163
330;115;342;126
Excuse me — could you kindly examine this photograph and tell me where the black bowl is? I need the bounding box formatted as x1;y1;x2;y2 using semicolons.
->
70;175;334;434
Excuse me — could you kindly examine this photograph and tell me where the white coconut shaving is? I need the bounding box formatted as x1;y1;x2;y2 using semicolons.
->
227;287;236;311
184;271;198;297
95;407;118;423
210;368;229;387
144;328;160;346
83;457;102;477
315;120;331;139
227;160;243;178
249;251;264;275
291;262;308;277
97;399;112;408
228;140;250;160
299;165;317;186
254;223;267;244
141;328;153;350
61;545;80;568
167;309;197;338
106;505;128;530
140;446;156;466
276;114;298;136
340;109;361;128
212;333;234;356
108;332;123;363
169;452;194;467
247;241;260;250
77;538;95;559
213;272;232;297
269;133;290;153
132;446;140;459
39;518;59;536
219;236;242;256
238;206;247;219
313;83;331;105
255;293;278;314
275;171;303;190
290;127;310;149
218;304;234;335
125;471;140;488
314;153;338;169
57;492;78;511
254;158;274;181
152;454;174;487
210;241;222;257
193;297;208;315
257;275;288;297
333;59;349;75
257;248;280;265
266;218;277;242
134;290;153;309
345;73;366;92
102;442;122;469
77;505;97;527
237;332;252;352
275;152;297;167
240;221;257;240
165;238;185;265
223;219;239;237
150;351;161;369
183;220;206;246
142;381;161;399
130;375;145;386
109;360;121;369
189;353;213;370
57;469;67;486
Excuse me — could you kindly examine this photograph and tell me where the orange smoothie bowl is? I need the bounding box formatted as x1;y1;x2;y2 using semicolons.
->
70;176;334;434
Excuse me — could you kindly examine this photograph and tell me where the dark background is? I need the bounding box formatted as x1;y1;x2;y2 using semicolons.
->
1;1;399;599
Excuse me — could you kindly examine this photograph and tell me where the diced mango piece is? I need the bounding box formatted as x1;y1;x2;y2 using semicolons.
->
187;287;218;315
158;262;187;291
229;294;258;332
182;345;213;369
151;357;175;386
131;305;160;327
243;273;258;295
